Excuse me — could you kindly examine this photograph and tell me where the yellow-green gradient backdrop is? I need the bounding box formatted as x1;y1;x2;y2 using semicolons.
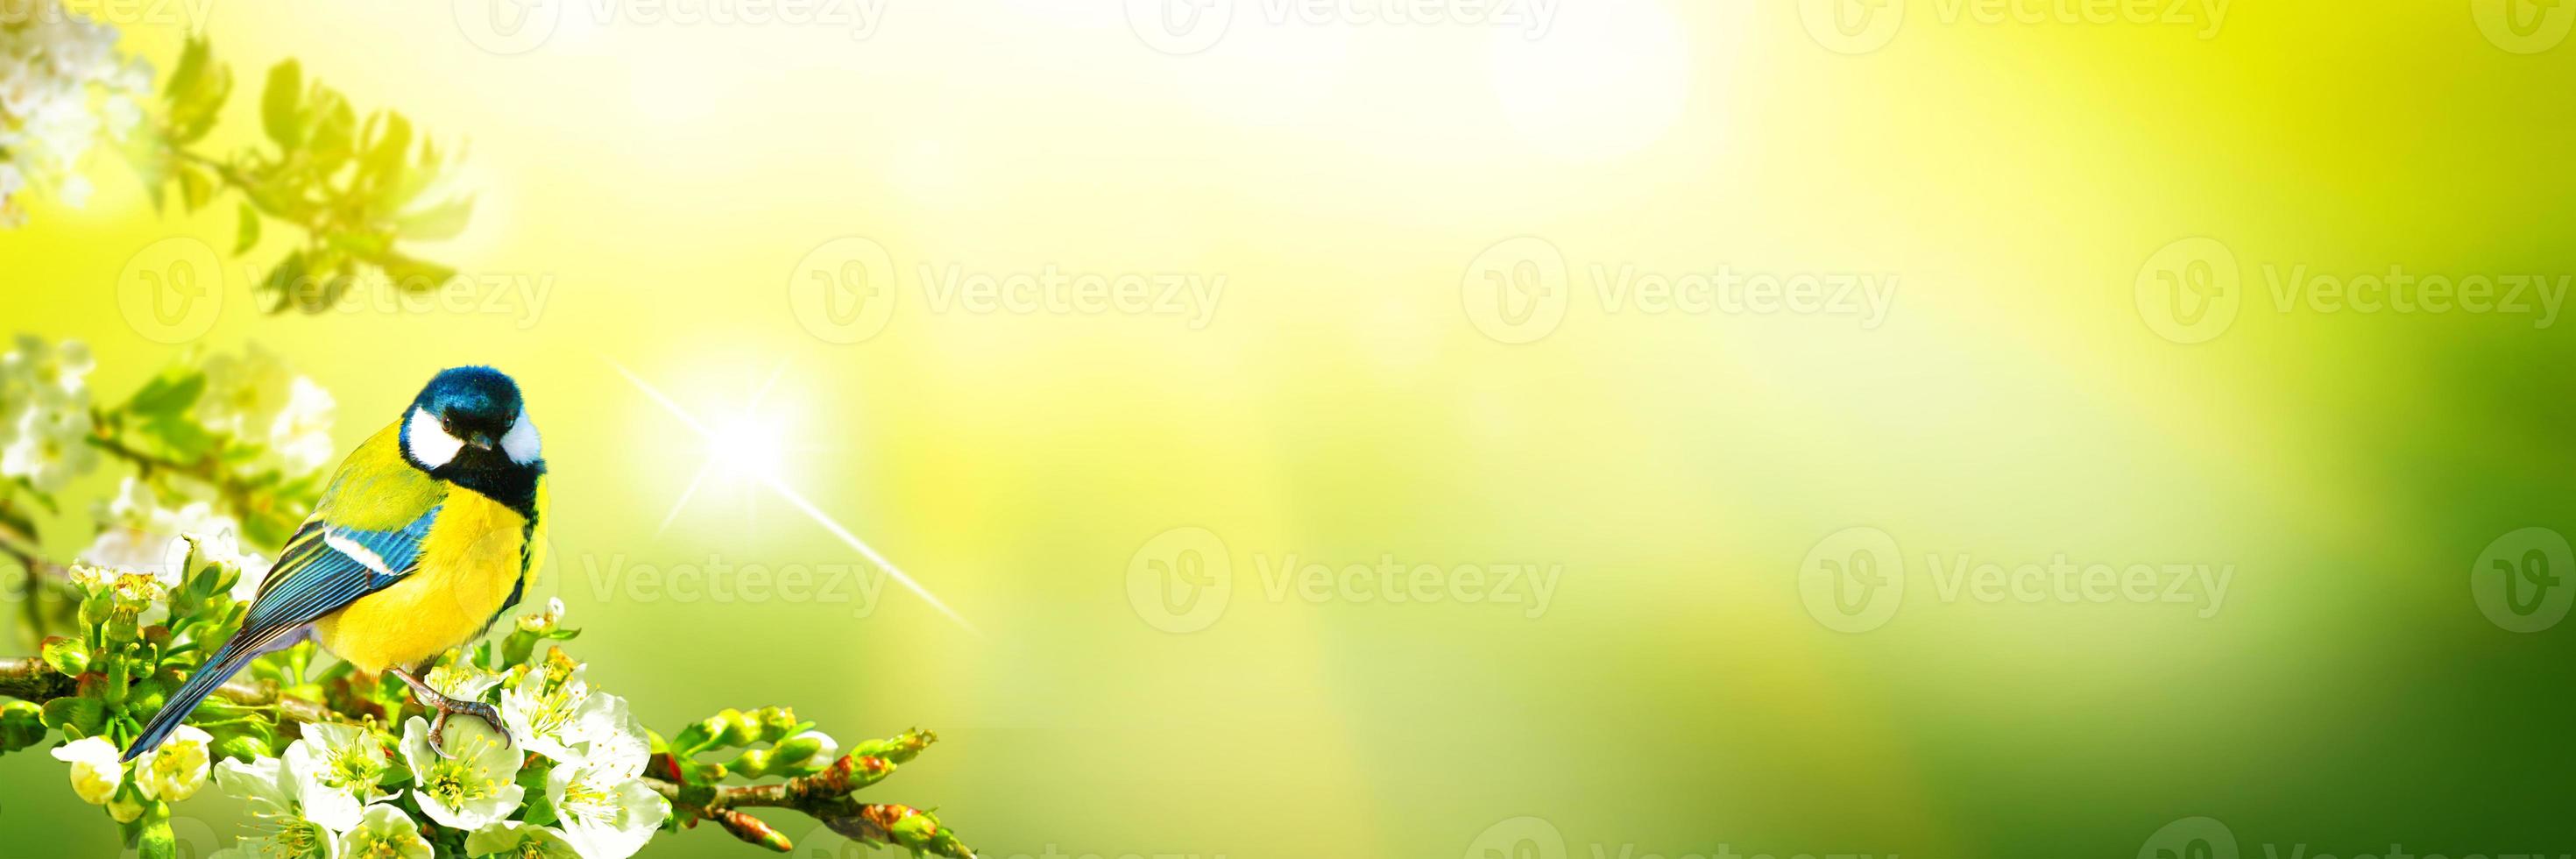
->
7;0;2576;855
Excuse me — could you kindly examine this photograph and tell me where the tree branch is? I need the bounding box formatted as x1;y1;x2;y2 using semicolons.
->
646;756;975;858
0;657;329;728
2;655;972;857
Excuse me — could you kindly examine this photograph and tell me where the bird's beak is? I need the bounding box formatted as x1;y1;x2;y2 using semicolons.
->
465;432;496;451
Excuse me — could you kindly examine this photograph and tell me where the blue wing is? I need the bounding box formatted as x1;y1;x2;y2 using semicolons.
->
247;505;442;630
125;504;441;761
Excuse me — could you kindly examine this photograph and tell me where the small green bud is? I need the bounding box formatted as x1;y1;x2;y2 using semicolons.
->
754;706;798;742
216;735;268;763
849;728;936;764
672;721;715;754
0;700;46;751
39;636;88;676
728;748;776;779
105;606;145;644
713;708;761;748
41;695;105;738
768;732;830;771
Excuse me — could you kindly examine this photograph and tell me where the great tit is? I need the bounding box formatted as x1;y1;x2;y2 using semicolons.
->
124;366;550;761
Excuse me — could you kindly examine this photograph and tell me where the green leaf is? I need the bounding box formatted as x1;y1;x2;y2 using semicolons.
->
262;60;304;149
258;250;311;312
39;697;105;739
140;415;218;461
307;93;357;174
396;195;474;241
122;366;206;417
164;38;208;109
368;248;457;294
170;62;233;145
364;111;414;187
0;500;37;544
39;636;88;676
174;163;213;212
233;201;261;254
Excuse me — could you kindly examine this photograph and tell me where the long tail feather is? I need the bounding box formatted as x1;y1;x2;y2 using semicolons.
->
122;628;286;763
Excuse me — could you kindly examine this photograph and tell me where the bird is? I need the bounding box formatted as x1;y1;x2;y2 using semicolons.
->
122;366;549;762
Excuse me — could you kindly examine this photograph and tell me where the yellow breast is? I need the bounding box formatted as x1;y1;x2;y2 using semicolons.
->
317;487;533;675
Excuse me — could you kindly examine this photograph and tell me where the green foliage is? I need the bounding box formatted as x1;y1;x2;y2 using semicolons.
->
125;37;475;316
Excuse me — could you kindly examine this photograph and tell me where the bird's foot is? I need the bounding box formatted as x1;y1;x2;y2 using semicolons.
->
428;699;507;752
392;668;513;754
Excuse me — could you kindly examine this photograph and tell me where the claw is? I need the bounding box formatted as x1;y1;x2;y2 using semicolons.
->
393;667;513;754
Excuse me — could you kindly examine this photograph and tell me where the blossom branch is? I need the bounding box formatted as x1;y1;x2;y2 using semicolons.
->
0;656;329;728
85;410;296;537
3;651;976;857
648;751;976;858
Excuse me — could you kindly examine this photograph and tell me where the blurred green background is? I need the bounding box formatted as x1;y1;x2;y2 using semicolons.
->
7;0;2576;855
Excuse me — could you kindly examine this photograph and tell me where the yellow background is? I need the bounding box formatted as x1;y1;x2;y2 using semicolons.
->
6;0;2576;856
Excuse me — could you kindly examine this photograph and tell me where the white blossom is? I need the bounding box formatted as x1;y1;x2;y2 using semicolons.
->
499;658;600;764
425;660;506;703
48;735;121;805
134;723;212;801
280;722;394;834
0;336;98;491
0;397;96;490
399;715;524;830
212;755;337;858
335;804;433;859
265;375;336;476
462;821;583;859
545;691;666;859
0;0;148;225
81;479;269;593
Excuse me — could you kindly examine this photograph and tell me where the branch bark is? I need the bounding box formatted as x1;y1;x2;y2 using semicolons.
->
646;757;974;858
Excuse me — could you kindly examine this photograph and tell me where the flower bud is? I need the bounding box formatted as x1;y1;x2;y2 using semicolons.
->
848;728;936;765
0;700;45;752
771;731;833;772
216;735;268;763
714;809;792;851
107;792;146;824
727;748;777;779
48;735;124;805
754;706;798;743
77;589;112;628
714;708;761;748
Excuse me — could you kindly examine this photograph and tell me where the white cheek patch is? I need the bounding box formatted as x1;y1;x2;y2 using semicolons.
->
404;406;464;468
500;410;541;465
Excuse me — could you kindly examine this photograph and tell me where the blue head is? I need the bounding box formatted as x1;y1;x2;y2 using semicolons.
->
401;366;544;508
